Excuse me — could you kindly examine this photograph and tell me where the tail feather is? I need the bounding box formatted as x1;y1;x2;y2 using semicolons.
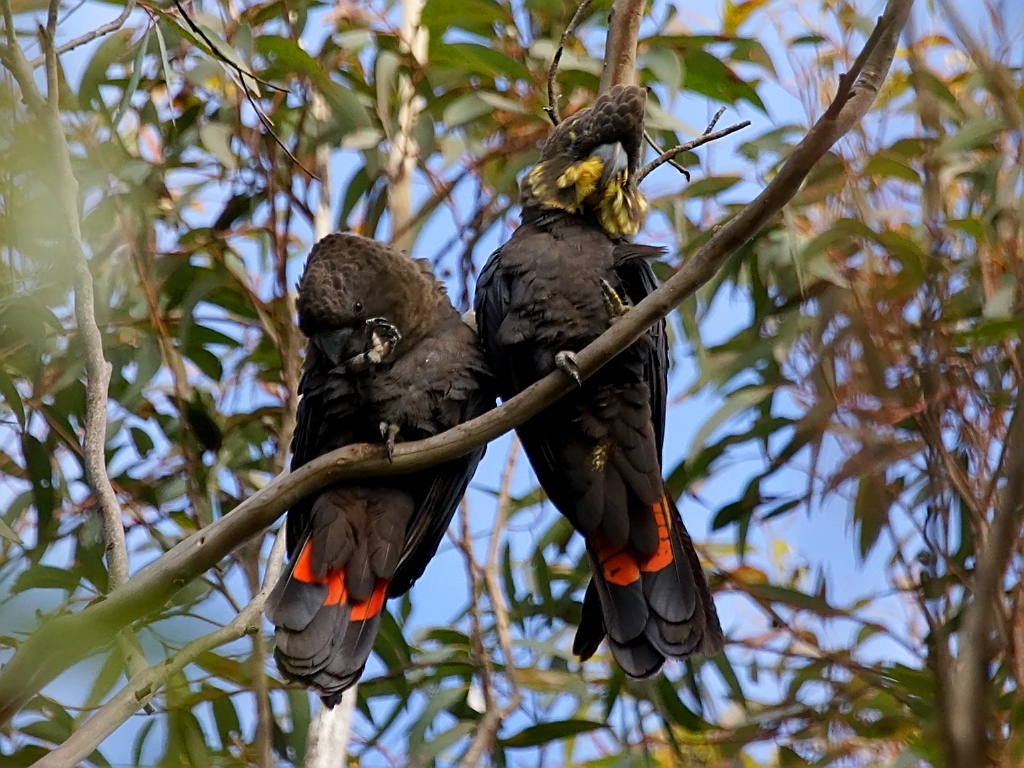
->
573;489;722;676
267;538;390;705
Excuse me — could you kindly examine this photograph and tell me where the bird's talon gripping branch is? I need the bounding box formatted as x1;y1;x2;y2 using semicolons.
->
379;421;400;461
599;278;631;322
345;317;402;371
555;350;584;387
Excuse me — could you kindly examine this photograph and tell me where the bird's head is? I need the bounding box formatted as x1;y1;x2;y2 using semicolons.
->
296;233;440;366
519;84;649;238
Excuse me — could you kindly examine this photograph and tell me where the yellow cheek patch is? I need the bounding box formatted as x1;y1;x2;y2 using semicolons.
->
556;155;605;203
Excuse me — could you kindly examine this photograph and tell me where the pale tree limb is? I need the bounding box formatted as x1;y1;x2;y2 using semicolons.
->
385;0;427;252
301;88;358;768
0;0;913;725
598;0;645;93
29;530;287;768
3;0;149;686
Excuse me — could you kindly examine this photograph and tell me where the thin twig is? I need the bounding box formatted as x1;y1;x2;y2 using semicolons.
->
636;119;750;185
640;109;725;183
30;530;287;768
0;0;914;724
170;0;316;179
544;0;593;126
643;130;689;180
26;0;136;69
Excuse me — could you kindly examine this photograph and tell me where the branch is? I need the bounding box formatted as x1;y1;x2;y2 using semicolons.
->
26;0;137;70
544;0;593;126
598;0;646;93
14;0;152;690
30;531;287;768
0;0;913;724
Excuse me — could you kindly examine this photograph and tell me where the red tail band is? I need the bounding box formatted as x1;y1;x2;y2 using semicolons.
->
640;500;673;573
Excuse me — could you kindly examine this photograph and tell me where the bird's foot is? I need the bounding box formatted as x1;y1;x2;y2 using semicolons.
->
599;278;631;323
345;318;402;371
555;351;583;387
379;421;400;462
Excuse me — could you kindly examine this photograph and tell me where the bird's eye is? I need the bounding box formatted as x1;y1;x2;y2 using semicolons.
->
354;301;364;314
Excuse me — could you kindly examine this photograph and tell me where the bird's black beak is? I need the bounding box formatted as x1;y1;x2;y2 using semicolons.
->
312;327;355;367
591;142;629;188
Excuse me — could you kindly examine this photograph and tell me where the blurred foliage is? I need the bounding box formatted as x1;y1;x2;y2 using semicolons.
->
0;0;1021;766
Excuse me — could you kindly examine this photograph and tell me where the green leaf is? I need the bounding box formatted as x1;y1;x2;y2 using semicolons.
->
937;118;1005;156
689;385;774;461
256;35;330;88
111;28;150;128
443;93;494;128
0;367;25;427
864;155;920;184
199;123;237;170
854;476;890;559
154;22;176;125
655;676;708;731
743;583;840;616
434;43;532;83
501;719;605;748
423;0;511;39
13;565;81;593
643;49;683;95
79;28;136;108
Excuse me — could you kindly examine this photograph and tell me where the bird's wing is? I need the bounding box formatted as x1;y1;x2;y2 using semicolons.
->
612;244;668;457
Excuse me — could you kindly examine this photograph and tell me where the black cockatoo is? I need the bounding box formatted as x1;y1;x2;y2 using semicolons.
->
267;233;493;704
474;85;723;678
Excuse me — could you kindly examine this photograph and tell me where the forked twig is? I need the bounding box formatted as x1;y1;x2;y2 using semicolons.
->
544;0;593;126
637;114;750;185
643;130;689;180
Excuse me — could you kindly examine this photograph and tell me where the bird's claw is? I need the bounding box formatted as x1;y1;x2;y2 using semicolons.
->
345;317;402;371
599;278;630;323
379;421;400;462
555;351;583;387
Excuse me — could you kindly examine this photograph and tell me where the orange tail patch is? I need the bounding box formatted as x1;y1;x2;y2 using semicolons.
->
595;542;641;586
292;542;388;617
595;497;676;584
640;499;673;573
350;581;388;621
292;542;317;583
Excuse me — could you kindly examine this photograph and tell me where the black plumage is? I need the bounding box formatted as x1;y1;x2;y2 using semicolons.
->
267;233;493;704
475;85;723;678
